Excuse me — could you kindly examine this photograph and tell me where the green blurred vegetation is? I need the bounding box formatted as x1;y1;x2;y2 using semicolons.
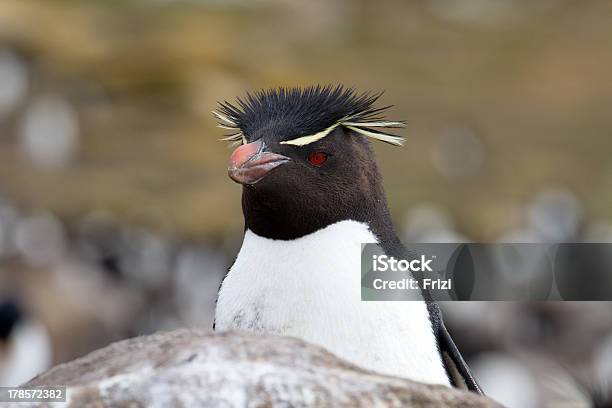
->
0;0;611;241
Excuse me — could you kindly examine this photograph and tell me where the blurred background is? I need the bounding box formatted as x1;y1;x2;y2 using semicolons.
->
0;0;611;406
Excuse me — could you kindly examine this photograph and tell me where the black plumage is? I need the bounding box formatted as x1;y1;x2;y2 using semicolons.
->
0;299;22;341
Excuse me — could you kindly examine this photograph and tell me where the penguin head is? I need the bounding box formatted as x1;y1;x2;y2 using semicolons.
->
0;299;22;343
215;85;405;240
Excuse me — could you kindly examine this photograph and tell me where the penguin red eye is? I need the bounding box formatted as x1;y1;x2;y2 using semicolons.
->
307;152;328;167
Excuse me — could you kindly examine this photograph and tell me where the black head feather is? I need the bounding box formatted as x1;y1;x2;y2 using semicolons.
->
214;85;404;146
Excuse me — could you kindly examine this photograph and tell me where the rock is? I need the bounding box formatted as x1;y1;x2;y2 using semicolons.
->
16;329;499;407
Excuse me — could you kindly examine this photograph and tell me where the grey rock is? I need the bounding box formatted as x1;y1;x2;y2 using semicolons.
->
16;329;500;407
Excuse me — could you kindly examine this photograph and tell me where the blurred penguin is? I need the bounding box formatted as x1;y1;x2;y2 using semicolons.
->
0;299;52;386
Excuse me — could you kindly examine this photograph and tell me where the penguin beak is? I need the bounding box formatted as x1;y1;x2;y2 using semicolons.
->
228;139;290;185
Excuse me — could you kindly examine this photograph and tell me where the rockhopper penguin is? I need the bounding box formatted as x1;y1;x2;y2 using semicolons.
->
213;85;481;393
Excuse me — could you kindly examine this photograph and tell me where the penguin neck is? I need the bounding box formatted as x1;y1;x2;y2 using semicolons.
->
241;182;401;248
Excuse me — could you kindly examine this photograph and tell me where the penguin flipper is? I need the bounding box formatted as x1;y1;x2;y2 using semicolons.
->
426;302;482;394
436;315;483;394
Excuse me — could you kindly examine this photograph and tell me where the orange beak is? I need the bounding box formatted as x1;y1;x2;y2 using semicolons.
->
228;140;290;185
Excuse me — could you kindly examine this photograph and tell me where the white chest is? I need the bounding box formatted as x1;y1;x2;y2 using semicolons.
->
214;220;450;386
